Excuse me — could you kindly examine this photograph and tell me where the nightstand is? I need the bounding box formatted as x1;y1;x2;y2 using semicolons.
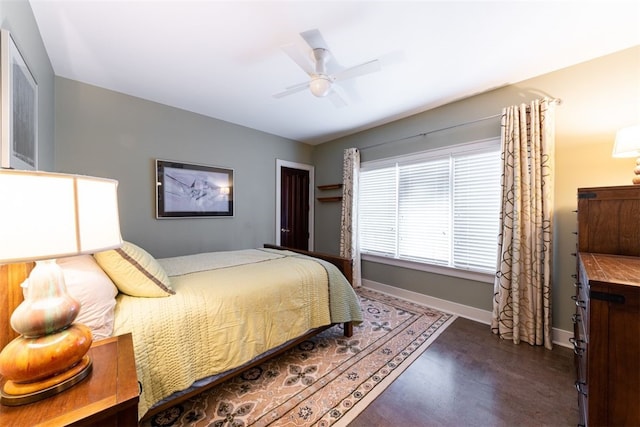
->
0;333;139;426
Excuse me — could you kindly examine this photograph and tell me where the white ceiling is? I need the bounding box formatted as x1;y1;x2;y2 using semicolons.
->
29;1;640;145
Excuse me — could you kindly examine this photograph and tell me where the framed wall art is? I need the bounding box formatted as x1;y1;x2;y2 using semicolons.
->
1;28;38;170
156;159;234;218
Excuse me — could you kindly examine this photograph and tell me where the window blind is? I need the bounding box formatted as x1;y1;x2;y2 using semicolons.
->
452;150;501;272
359;167;397;256
359;139;501;275
398;158;450;265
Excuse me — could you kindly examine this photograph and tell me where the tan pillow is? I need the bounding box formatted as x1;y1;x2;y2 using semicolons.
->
57;255;118;340
94;241;174;297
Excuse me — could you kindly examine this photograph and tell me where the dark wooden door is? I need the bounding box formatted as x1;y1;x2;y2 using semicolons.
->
280;167;309;250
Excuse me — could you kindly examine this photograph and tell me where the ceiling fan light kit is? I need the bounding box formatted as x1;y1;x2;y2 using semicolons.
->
310;75;332;97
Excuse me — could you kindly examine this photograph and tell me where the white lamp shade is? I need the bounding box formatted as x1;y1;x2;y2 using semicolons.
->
612;125;640;158
0;170;122;263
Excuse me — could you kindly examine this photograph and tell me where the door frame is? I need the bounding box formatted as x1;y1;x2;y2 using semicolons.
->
275;159;315;250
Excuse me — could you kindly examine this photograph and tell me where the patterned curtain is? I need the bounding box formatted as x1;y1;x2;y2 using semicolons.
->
491;98;556;350
339;148;362;287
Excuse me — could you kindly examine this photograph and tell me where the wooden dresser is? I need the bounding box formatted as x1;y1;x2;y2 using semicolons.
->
573;186;640;426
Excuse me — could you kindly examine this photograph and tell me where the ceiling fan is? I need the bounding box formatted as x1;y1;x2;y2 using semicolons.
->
273;29;382;107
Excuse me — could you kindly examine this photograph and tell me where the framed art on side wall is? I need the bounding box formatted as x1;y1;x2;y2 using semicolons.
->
156;159;234;218
1;28;38;170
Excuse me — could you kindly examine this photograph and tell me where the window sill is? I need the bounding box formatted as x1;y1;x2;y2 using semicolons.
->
361;253;495;284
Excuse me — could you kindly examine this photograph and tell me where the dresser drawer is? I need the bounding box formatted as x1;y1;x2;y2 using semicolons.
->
571;315;587;382
573;311;589;427
576;268;590;336
578;391;588;427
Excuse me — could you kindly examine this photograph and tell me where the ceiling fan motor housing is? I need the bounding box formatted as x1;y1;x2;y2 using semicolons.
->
312;48;330;73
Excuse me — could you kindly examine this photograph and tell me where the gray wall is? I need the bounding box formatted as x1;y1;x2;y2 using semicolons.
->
55;77;313;258
312;46;640;333
0;0;54;171
4;0;639;334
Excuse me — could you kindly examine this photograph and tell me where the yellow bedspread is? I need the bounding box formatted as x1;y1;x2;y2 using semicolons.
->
113;249;357;419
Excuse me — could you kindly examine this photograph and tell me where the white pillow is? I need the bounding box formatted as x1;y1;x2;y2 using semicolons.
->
57;255;118;340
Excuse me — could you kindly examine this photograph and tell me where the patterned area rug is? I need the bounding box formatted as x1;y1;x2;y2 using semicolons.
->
143;287;455;427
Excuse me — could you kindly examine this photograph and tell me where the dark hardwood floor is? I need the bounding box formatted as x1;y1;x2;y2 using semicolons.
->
350;317;578;427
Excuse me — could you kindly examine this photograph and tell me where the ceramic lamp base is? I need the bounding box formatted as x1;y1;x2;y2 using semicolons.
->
1;355;92;406
0;324;93;383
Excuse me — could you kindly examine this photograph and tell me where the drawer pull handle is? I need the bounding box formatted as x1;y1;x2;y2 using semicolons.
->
569;337;585;355
571;295;586;309
575;380;587;396
571;274;577;279
573;281;582;288
571;313;581;324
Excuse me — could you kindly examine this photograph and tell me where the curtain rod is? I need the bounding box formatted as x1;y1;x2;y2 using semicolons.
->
360;97;562;151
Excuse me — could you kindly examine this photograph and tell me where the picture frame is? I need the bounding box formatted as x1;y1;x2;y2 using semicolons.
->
156;159;234;218
1;28;38;170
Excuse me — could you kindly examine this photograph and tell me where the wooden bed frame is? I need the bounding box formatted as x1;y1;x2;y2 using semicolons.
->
0;244;355;421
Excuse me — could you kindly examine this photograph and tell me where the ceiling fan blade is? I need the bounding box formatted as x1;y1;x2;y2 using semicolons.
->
334;59;382;82
273;81;309;99
328;87;348;108
300;29;330;50
285;81;312;91
281;43;314;75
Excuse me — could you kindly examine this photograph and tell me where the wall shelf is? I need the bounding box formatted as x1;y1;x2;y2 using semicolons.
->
317;183;342;202
317;184;343;191
317;196;342;202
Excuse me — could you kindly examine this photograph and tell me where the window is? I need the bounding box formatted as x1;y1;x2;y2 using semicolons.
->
359;138;501;278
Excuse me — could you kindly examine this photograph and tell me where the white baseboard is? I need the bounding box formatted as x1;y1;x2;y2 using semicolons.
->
552;328;573;349
361;279;572;349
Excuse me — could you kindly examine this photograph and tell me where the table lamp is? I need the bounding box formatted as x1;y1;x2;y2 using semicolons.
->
612;124;640;185
0;169;122;405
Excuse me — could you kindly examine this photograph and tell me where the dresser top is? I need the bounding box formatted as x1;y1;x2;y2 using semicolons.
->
579;252;640;288
578;185;640;191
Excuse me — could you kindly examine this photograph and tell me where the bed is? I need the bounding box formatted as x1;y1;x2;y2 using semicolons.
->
0;243;362;421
